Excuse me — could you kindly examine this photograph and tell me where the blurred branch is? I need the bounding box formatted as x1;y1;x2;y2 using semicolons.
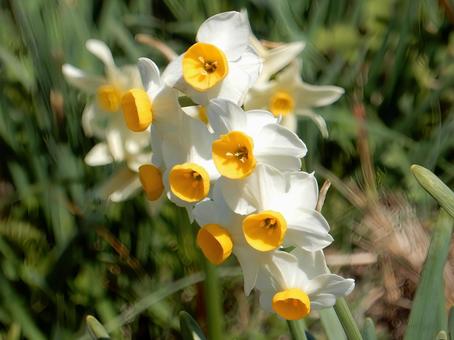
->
135;34;178;61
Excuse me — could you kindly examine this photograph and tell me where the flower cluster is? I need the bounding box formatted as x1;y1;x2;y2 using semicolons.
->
64;11;354;320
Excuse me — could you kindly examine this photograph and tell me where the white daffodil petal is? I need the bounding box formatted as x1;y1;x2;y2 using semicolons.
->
254;124;307;160
294;83;344;108
109;176;142;202
162;54;183;88
86;39;115;71
266;251;302;289
243;110;277;137
138;57;161;92
81;103;109;138
296;109;329;138
280;115;298;133
309;293;337;310
106;128;125;162
207;98;247;134
306;274;355;304
84;143;113;166
285;171;319;211
234;247;260;296
95;167;140;202
196;11;250;60
292;248;330;280
62;64;105;93
258;41;305;83
286;210;333;251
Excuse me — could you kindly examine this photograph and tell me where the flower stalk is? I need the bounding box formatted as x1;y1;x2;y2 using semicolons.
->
334;297;363;340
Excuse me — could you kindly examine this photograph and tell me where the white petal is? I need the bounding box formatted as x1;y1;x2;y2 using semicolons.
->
254;124;307;167
84;143;113;166
295;109;329;138
151;86;181;125
106;128;125;162
81;103;109;138
138;57;161;92
284;171;319;211
306;274;355;309
207;98;247;135
219;164;286;214
293;249;330;280
280;114;298;133
95;167;141;202
243;109;277;138
266;251;302;289
146;194;166;216
62;64;105;93
234;247;260;295
257;41;305;83
286;209;333;251
162;54;183;88
86;39;115;70
294;82;344;108
310;293;337;310
196;11;250;60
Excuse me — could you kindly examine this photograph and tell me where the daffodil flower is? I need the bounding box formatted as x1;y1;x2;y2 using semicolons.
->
206;99;307;180
62;39;151;202
163;11;262;106
249;34;305;84
219;164;333;252
192;189;294;296
245;60;344;136
256;248;354;320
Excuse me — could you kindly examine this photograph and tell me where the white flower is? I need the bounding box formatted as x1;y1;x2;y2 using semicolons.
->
206;99;307;179
249;34;305;84
219;164;333;252
63;39;151;202
245;60;344;136
192;190;292;295
163;11;262;106
256;248;354;320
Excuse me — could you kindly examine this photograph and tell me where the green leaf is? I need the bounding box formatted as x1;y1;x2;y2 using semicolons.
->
179;311;206;340
320;307;347;340
86;315;110;340
362;318;377;340
411;165;454;218
404;209;452;340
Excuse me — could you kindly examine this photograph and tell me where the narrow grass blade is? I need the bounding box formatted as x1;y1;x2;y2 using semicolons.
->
411;165;454;218
179;311;206;340
404;209;452;340
320;307;347;340
362;318;377;340
86;316;110;340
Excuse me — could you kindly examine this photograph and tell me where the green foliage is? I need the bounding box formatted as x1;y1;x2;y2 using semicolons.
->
0;0;452;338
404;210;452;340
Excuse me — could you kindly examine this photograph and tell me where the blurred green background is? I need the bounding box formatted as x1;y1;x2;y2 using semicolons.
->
0;0;453;339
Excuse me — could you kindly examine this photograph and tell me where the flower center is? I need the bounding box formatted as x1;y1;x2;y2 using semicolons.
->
121;88;153;132
138;164;164;201
212;131;256;179
182;42;229;92
272;288;311;320
269;91;295;117
196;224;233;265
169;163;210;203
97;84;123;112
242;210;287;251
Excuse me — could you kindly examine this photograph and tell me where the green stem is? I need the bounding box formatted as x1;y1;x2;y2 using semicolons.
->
202;259;224;340
334;297;363;340
287;319;308;340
